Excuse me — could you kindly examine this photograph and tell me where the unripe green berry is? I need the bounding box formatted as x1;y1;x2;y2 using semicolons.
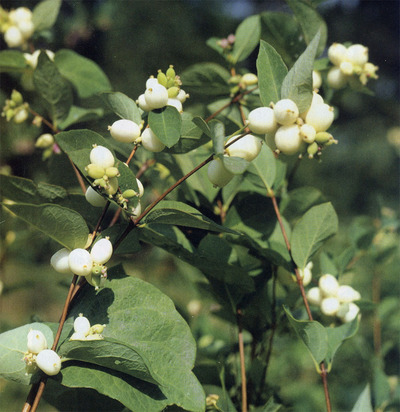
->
319;274;339;297
207;157;234;188
241;73;258;86
145;84;169;110
104;177;119;196
305;103;334;132
327;66;348;89
274;99;299;126
11;90;23;105
90;238;113;265
328;42;348;66
166;65;176;79
141;127;165;152
90;324;105;334
167;86;180;98
35;133;54;149
320;297;340;316
36;349;61;376
122;189;136;199
85;187;107;207
74;314;91;336
108;119;141;143
226;134;262;162
105;166;120;178
27;329;48;354
157;70;168;87
90;146;115;169
300;124;316;143
50;248;72;274
247;107;277;134
315;132;334;144
86;164;106;179
274;124;303;155
307;142;319;159
68;248;93;277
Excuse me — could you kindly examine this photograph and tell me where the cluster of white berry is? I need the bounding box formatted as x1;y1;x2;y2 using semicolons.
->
136;65;189;114
0;6;35;49
84;145;144;215
307;274;361;323
23;329;61;376
70;314;105;341
247;94;336;158
207;133;263;187
51;237;113;289
1;89;29;124
327;43;378;89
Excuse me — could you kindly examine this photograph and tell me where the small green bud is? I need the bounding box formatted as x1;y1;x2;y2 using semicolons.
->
11;90;23;105
157;70;168;87
315;132;333;144
166;77;176;89
122;189;137;199
167;86;179;98
166;65;175;79
93;178;107;188
105;166;120;178
90;324;105;334
307;142;319;158
5;108;15;121
86;164;106;179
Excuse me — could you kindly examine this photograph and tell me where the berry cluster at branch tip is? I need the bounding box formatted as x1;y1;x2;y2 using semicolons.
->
1;89;29;124
0;6;35;48
70;314;105;341
51;237;113;289
327;42;378;89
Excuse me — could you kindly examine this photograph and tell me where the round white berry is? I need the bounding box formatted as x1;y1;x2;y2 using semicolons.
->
346;44;368;66
299;261;313;286
13;108;28;124
137;93;152;112
307;287;322;306
312;70;322;90
74;314;91;336
321;297;340;316
24;50;55;69
167;98;183;113
144;84;169;110
241;73;258;86
305;103;334;132
90;146;115;169
18;20;34;39
109;119;141;143
146;77;159;89
274;124;302;155
319;274;339;297
85;186;107;207
274;99;299;126
68;248;93;277
36;349;61;376
9;7;32;24
340;61;354;76
4;26;24;48
337;285;361;303
226;134;262;162
328;43;348;66
247;107;277;134
50;248;72;274
90;238;113;265
337;302;360;323
207;158;234;187
300;124;316;144
141;127;165;152
27;329;48;354
327;66;348;89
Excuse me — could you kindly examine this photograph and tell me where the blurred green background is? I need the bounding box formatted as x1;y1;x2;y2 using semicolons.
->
0;0;399;411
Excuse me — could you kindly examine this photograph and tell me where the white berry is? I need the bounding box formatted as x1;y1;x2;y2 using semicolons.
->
319;274;339;297
74;314;91;336
90;238;113;265
346;44;368;66
4;26;24;48
90;146;115;169
337;285;361;303
327;66;348;89
108;119;141;143
207;158;234;187
35;349;61;376
50;248;72;274
85;186;107;207
167;98;183;113
300;124;316;144
340;61;354;76
305;103;334;132
337;302;360;323
226;134;262;162
321;297;340;316
273;99;299;126
68;249;93;277
176;89;189;103
9;7;32;24
328;43;348;66
141;127;165;152
247;107;277;134
299;261;313;286
145;77;159;89
144;84;169;110
307;287;322;306
137;93;152;112
274;124;302;155
27;329;48;354
312;70;322;90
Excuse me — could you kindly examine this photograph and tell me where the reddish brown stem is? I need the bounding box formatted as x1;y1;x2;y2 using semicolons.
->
126;144;138;165
28;108;58;133
236;309;248;412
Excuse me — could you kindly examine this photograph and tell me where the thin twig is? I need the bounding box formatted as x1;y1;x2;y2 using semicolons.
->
236;309;248;412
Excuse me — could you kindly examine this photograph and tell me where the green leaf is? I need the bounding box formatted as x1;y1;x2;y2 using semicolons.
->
280;31;321;113
32;0;62;31
284;307;327;369
291;202;338;269
58;106;104;130
351;384;373;412
210;120;225;155
65;267;205;411
3;203;89;249
101;92;141;125
286;0;327;56
148;106;182;148
256;40;288;106
192;116;212;138
33;51;73;125
222;156;250;175
247;144;276;191
55;49;112;99
325;317;359;370
0;50;27;73
0;323;54;385
181;63;230;96
231;15;261;64
142;200;236;233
